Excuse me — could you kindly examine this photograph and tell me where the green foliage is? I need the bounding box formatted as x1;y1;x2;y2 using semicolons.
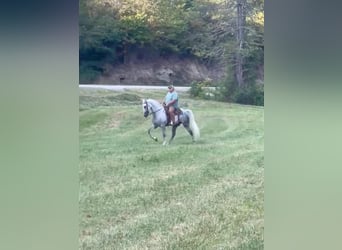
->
79;0;264;105
200;67;264;106
79;0;252;65
234;83;264;106
215;79;264;106
211;63;237;103
189;80;214;99
79;60;104;84
254;83;264;106
189;74;264;106
79;0;123;82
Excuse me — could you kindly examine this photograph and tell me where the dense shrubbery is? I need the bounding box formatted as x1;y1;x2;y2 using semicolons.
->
234;84;264;106
189;81;215;100
190;80;264;106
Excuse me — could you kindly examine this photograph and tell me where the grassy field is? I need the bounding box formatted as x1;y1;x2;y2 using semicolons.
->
79;88;264;249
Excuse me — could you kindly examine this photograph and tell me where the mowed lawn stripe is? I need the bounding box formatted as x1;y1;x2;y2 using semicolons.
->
80;152;263;248
81;160;262;249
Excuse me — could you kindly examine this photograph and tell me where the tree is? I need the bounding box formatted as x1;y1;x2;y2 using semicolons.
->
235;0;247;87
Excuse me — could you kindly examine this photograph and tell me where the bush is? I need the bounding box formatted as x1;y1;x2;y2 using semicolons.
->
254;83;264;106
189;79;264;106
234;83;264;106
79;61;104;84
189;80;215;99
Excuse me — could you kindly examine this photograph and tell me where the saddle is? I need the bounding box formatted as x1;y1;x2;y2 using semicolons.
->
175;108;183;116
164;106;183;125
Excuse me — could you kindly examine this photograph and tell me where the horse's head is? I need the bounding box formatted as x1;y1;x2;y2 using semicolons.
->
142;99;150;117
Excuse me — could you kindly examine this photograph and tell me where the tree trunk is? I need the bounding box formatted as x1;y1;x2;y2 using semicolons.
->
235;0;246;88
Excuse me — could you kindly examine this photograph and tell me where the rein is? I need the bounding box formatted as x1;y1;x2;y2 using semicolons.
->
151;107;163;114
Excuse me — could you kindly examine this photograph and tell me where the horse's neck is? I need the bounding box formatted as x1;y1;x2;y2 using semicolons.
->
148;99;166;121
148;99;162;110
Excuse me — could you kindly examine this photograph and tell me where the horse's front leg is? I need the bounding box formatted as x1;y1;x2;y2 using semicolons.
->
147;125;158;142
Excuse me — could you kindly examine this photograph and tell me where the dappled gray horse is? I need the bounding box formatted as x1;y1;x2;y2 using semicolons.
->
142;99;200;145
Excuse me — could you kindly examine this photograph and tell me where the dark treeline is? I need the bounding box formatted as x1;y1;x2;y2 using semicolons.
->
80;0;264;105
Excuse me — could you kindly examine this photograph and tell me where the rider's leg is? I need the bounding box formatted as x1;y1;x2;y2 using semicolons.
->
169;106;175;125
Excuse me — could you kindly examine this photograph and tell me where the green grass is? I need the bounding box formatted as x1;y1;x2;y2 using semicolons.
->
79;88;264;249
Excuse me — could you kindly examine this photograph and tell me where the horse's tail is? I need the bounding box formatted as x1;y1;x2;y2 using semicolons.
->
185;109;200;141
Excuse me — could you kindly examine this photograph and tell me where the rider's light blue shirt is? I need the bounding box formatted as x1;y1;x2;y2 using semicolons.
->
165;91;178;108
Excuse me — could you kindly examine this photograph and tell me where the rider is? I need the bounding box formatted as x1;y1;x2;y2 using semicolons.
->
163;84;179;125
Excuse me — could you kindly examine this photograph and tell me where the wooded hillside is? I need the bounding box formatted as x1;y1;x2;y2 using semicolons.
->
79;0;264;105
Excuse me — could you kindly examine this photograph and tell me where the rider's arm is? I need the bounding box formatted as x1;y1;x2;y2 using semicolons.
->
167;92;178;106
167;99;177;106
162;95;167;106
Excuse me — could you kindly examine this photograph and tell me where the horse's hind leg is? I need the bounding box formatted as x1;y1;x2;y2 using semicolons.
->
168;124;179;144
183;123;194;142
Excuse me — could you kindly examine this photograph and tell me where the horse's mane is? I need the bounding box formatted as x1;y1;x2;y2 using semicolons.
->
147;99;162;108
